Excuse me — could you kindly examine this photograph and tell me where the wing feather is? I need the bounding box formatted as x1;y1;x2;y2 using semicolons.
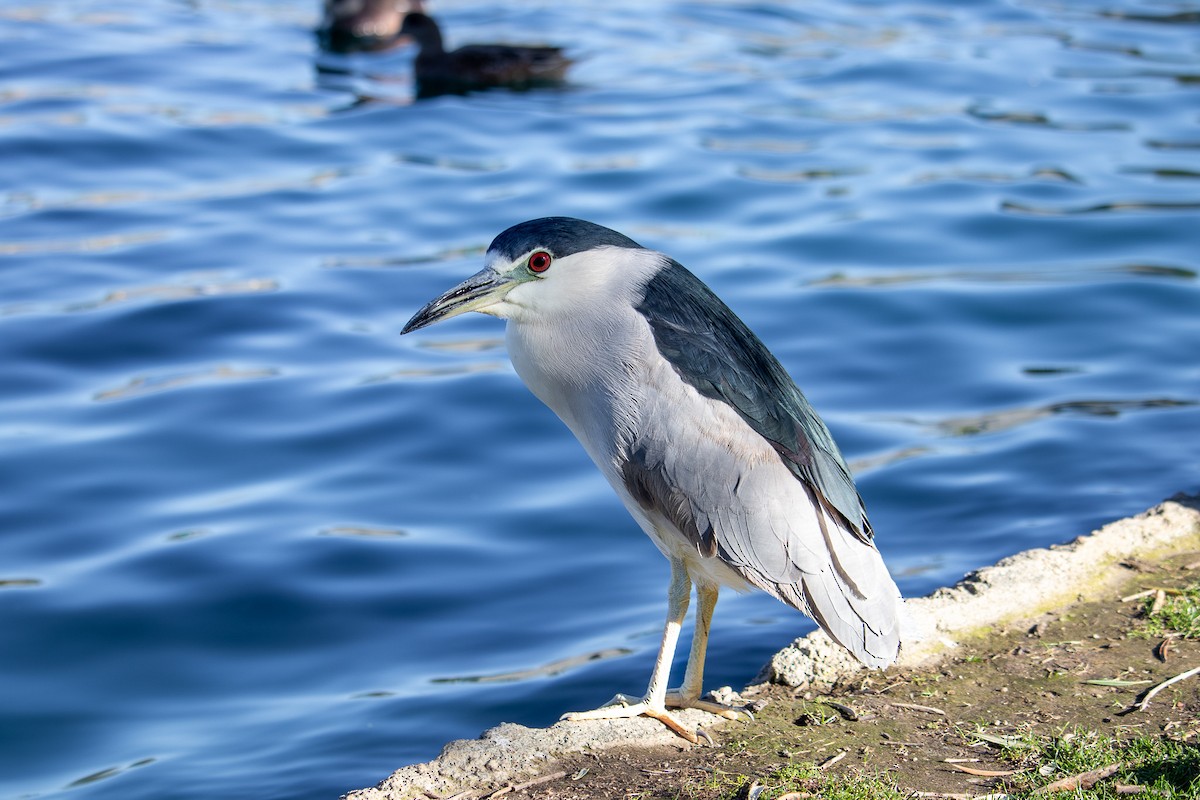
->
635;259;872;542
617;259;903;666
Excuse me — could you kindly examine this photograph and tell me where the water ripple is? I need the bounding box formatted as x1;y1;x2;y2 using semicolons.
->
928;398;1196;438
806;262;1196;288
93;365;279;402
966;104;1131;131
738;165;866;183
2;170;360;218
0;230;169;256
1098;10;1200;24
2;277;279;317
318;526;409;539
432;648;634;685
1001;199;1200;215
323;244;485;269
0;577;42;589
65;759;157;790
360;362;504;383
3;1;1199;797
910;166;1082;185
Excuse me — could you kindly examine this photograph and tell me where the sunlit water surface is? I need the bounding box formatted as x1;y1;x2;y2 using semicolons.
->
2;0;1198;797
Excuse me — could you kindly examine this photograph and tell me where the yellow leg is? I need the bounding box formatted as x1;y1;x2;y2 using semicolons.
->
561;558;706;741
561;565;751;742
665;582;752;720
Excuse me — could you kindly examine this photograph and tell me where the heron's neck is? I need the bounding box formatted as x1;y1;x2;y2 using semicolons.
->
505;310;646;466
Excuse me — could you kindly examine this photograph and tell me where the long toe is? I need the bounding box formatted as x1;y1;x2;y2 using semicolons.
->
664;690;755;722
561;699;705;744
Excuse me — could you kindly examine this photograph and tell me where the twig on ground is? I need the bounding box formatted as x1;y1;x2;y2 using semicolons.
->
1130;665;1200;713
1032;763;1122;794
971;730;1036;750
911;792;1010;799
485;771;567;798
1149;589;1168;616
948;764;1021;777
1120;587;1187;602
871;680;906;694
890;701;947;716
818;750;847;770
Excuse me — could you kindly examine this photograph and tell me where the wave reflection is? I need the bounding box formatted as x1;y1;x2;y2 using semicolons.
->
432;648;634;685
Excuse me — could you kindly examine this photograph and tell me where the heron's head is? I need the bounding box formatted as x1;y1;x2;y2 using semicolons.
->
401;217;649;334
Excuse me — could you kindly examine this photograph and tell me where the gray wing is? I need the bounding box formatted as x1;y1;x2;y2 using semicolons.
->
623;259;902;666
635;259;872;542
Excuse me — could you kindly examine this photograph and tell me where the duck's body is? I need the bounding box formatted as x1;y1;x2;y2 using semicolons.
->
399;13;571;97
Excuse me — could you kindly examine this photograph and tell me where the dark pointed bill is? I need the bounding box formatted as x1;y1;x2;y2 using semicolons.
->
401;267;516;334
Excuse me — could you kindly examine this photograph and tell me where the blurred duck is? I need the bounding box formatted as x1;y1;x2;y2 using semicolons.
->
319;0;424;53
398;12;572;98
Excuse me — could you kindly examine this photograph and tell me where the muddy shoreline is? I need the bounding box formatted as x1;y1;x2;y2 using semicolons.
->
345;493;1200;800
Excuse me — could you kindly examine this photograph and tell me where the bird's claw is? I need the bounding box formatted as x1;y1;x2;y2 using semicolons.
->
560;687;754;745
663;690;755;723
561;697;717;745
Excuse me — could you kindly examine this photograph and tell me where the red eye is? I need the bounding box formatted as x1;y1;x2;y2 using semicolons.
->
528;251;552;273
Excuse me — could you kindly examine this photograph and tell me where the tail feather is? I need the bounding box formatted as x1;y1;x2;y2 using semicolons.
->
771;503;904;668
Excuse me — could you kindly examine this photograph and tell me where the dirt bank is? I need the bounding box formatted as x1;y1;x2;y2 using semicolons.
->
345;493;1200;800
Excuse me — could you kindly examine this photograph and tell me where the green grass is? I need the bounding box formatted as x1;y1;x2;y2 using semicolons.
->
1140;582;1200;640
703;762;909;800
979;726;1200;798
697;726;1200;800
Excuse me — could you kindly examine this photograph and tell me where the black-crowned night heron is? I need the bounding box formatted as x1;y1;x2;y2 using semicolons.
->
398;13;572;98
403;217;905;742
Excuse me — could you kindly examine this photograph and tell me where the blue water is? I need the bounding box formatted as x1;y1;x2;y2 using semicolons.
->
2;0;1198;797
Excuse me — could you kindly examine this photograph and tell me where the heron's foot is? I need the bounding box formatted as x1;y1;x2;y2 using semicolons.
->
665;689;756;722
561;696;711;744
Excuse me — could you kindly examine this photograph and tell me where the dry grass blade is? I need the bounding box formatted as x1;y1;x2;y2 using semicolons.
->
1149;589;1167;616
1121;587;1187;602
912;792;1011;799
892;705;945;714
1083;679;1153;687
1032;762;1122;794
948;763;1022;777
1131;664;1200;712
971;730;1035;749
484;770;566;798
